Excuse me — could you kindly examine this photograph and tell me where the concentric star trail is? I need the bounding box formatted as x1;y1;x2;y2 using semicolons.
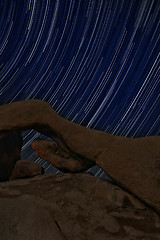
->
0;0;159;177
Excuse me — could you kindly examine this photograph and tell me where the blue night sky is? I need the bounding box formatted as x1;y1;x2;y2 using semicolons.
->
0;0;160;177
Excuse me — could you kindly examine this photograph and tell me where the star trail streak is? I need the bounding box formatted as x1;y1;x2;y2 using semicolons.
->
0;0;160;177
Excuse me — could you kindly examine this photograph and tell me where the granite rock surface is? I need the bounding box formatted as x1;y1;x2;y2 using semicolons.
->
32;138;95;172
0;173;160;240
0;100;160;213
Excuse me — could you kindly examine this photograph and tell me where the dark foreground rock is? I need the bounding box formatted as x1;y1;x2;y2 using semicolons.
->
0;100;160;214
0;131;23;181
10;160;44;180
0;173;160;240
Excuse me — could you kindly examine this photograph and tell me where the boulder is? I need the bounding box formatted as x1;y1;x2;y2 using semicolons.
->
32;138;95;172
0;173;160;240
10;160;44;180
0;100;160;214
0;131;23;181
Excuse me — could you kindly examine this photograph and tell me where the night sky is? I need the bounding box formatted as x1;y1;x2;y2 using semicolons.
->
0;0;160;178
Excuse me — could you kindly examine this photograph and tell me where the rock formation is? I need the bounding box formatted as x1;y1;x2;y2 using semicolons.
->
0;131;23;181
10;160;44;180
0;173;160;240
32;138;95;172
0;99;160;214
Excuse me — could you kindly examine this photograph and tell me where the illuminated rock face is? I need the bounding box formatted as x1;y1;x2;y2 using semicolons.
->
0;173;160;240
32;138;95;173
0;131;23;181
0;100;160;214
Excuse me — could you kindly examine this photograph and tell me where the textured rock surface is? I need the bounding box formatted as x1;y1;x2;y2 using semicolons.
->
10;160;44;180
0;199;65;240
0;131;23;181
32;138;95;172
0;100;160;214
0;173;160;240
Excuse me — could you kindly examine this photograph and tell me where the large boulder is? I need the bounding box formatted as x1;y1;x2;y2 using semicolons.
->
0;131;23;181
10;160;44;180
0;173;159;240
0;100;160;214
32;138;95;172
